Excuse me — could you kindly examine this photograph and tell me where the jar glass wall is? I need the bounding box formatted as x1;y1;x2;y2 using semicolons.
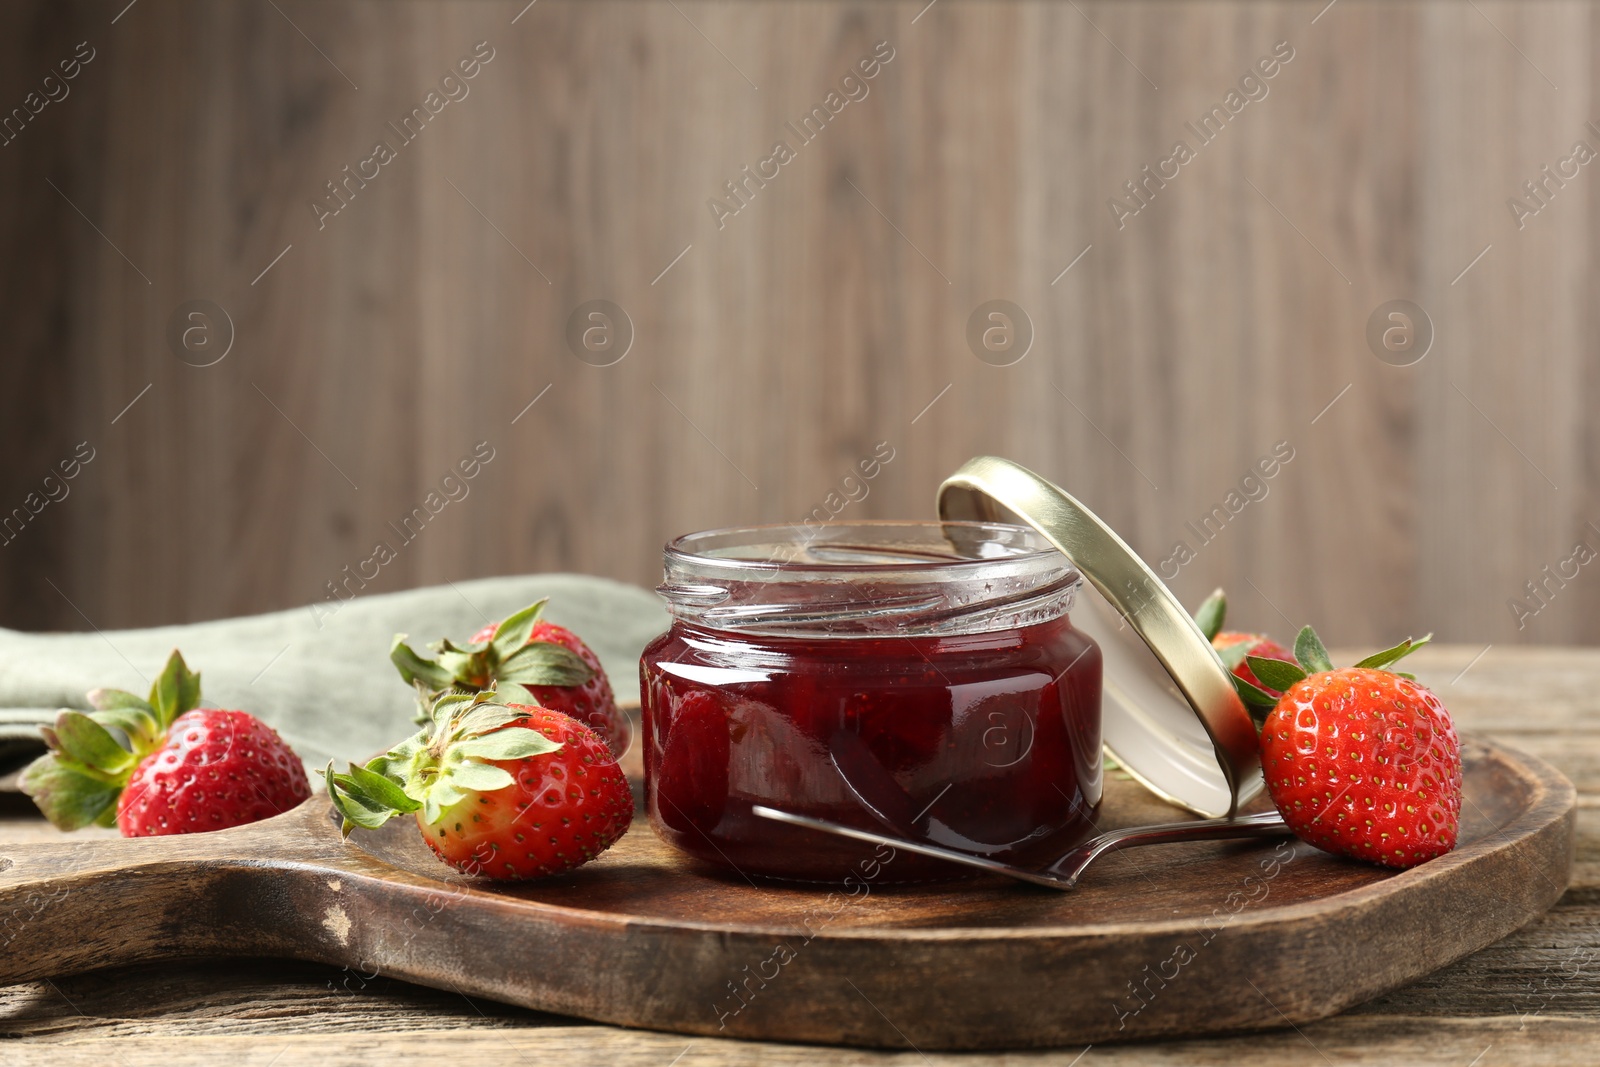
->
640;521;1103;883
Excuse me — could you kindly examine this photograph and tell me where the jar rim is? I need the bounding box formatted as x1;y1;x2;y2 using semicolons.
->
658;521;1081;636
663;519;1076;576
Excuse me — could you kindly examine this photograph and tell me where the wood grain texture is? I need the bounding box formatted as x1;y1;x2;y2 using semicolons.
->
0;644;1596;1063
1;0;1596;649
7;1017;1600;1067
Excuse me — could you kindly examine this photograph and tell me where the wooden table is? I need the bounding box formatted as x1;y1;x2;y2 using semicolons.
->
3;644;1598;1065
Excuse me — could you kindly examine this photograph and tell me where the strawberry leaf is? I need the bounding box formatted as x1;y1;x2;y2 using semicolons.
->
434;690;496;730
148;650;201;731
496;682;536;706
1353;634;1434;671
1193;589;1227;643
442;759;515;793
20;754;121;831
390;635;455;690
1294;626;1335;675
52;710;135;775
1352;639;1412;670
86;687;153;713
1247;656;1308;693
89;706;160;748
407;679;441;725
420;779;468;825
1216;641;1253;670
454;727;563;762
433;638;474;656
489;599;549;662
325;762;421;836
346;761;421;814
327;777;401;835
436;647;487;684
367;734;428;782
453;703;530;740
497;641;594;687
1231;673;1280;709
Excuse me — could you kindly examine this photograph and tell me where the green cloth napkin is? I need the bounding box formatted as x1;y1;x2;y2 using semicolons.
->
0;574;668;787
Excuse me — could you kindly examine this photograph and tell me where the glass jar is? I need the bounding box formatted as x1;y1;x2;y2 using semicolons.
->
640;521;1103;883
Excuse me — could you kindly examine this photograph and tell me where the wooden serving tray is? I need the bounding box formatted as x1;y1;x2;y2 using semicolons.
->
0;736;1573;1050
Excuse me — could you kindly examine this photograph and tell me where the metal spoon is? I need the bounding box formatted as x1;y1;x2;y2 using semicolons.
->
751;805;1292;890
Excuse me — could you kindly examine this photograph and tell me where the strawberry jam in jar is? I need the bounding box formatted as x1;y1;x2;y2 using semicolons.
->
640;521;1102;883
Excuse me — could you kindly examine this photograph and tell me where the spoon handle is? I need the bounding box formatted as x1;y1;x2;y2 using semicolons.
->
1047;810;1292;887
751;805;1076;889
751;806;1293;891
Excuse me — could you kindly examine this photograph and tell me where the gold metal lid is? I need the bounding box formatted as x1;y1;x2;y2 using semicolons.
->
937;456;1263;817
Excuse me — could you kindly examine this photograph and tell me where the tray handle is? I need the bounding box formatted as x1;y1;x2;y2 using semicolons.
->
0;807;325;985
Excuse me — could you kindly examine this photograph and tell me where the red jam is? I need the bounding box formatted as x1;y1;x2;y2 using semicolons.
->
640;522;1103;884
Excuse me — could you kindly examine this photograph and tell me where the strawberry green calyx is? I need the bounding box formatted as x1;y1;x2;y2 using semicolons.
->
1351;633;1433;673
1193;588;1227;643
1294;625;1335;675
389;598;594;720
325;690;564;835
1193;589;1264;672
1215;641;1253;671
1242;656;1308;699
20;650;202;830
1231;624;1433;709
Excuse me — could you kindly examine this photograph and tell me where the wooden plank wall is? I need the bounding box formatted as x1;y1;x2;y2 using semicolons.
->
0;0;1595;648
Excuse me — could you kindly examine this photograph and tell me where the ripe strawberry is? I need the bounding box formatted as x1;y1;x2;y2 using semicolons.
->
474;617;627;759
1193;588;1295;700
21;650;309;836
118;708;311;836
326;691;633;880
392;598;629;758
1238;625;1462;869
1215;632;1296;697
